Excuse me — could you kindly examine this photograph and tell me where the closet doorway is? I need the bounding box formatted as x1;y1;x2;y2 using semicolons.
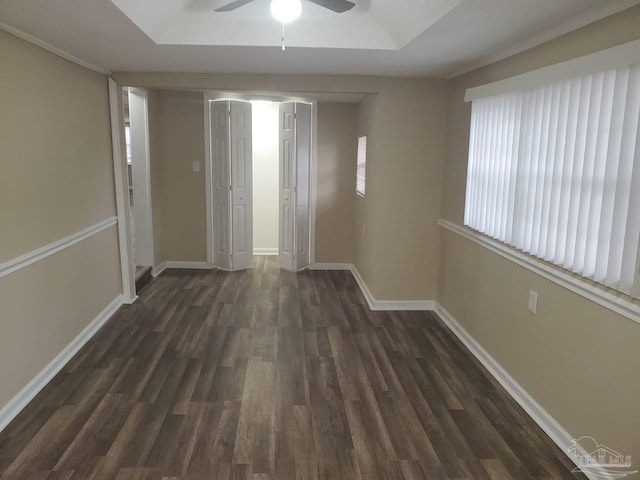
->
204;95;315;271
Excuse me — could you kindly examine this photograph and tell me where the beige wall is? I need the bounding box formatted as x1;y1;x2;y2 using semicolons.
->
356;79;447;300
118;75;447;300
0;31;117;263
0;228;122;408
315;102;357;264
149;89;207;262
147;93;360;266
0;32;122;409
113;72;448;294
439;5;640;458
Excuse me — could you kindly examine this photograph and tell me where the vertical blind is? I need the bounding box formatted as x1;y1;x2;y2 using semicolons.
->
464;63;640;298
357;136;367;197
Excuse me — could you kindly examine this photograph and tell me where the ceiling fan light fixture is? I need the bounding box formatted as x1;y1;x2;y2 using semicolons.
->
270;0;302;23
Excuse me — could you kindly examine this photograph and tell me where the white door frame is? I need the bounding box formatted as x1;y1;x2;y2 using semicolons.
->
128;87;155;268
203;92;317;268
309;102;318;265
107;78;136;303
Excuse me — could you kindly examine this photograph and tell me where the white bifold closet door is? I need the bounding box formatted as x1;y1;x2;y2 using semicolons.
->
211;100;253;270
279;102;312;271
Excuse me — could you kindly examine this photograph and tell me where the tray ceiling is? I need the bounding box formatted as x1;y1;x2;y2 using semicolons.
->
110;0;462;49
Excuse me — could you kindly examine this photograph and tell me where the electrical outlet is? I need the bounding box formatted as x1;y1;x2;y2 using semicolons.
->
528;290;538;314
192;161;201;172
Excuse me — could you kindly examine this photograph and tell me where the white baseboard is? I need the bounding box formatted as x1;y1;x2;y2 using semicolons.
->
0;295;124;433
0;265;603;477
122;294;138;305
253;248;278;255
157;261;215;272
152;261;167;277
312;263;614;476
310;263;434;311
349;264;434;311
371;299;436;311
433;303;608;480
309;263;353;271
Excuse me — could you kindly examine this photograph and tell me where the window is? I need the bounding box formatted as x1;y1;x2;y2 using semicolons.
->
357;135;367;197
464;62;640;298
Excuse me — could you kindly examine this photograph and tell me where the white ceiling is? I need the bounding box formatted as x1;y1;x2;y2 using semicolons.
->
0;0;638;78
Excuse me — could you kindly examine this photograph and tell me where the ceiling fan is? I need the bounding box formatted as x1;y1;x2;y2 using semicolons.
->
215;0;356;15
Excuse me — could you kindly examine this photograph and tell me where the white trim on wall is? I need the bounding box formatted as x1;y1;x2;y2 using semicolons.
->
439;219;640;325
433;303;608;480
203;92;214;264
108;78;137;304
349;265;435;311
309;101;318;265
0;23;110;75
165;261;215;270
0;217;117;280
445;0;640;80
0;295;124;433
464;38;640;101
309;263;434;311
0;252;605;476
309;263;353;271
310;261;608;478
152;261;219;277
152;262;167;277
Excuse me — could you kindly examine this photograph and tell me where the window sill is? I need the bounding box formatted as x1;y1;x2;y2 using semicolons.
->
438;219;640;325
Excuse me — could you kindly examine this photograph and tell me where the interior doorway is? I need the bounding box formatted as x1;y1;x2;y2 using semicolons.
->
251;101;279;257
204;94;316;272
124;87;154;279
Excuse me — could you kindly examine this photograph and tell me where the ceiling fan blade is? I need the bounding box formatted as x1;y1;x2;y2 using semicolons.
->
307;0;355;13
215;0;256;12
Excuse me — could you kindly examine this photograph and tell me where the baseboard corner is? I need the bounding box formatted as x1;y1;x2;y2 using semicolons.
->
349;265;434;311
152;262;167;277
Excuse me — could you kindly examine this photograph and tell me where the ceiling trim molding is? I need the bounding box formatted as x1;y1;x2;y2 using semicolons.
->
0;22;111;75
444;0;640;80
464;38;640;101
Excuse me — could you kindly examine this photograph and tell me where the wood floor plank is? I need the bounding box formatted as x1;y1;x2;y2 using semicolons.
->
0;257;586;479
233;358;277;473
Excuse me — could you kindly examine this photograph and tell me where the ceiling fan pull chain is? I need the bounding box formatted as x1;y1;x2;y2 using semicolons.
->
281;22;286;51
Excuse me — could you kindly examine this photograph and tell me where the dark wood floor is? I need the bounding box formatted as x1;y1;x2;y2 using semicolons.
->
0;256;584;480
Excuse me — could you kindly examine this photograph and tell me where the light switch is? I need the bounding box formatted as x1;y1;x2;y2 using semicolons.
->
192;161;201;172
